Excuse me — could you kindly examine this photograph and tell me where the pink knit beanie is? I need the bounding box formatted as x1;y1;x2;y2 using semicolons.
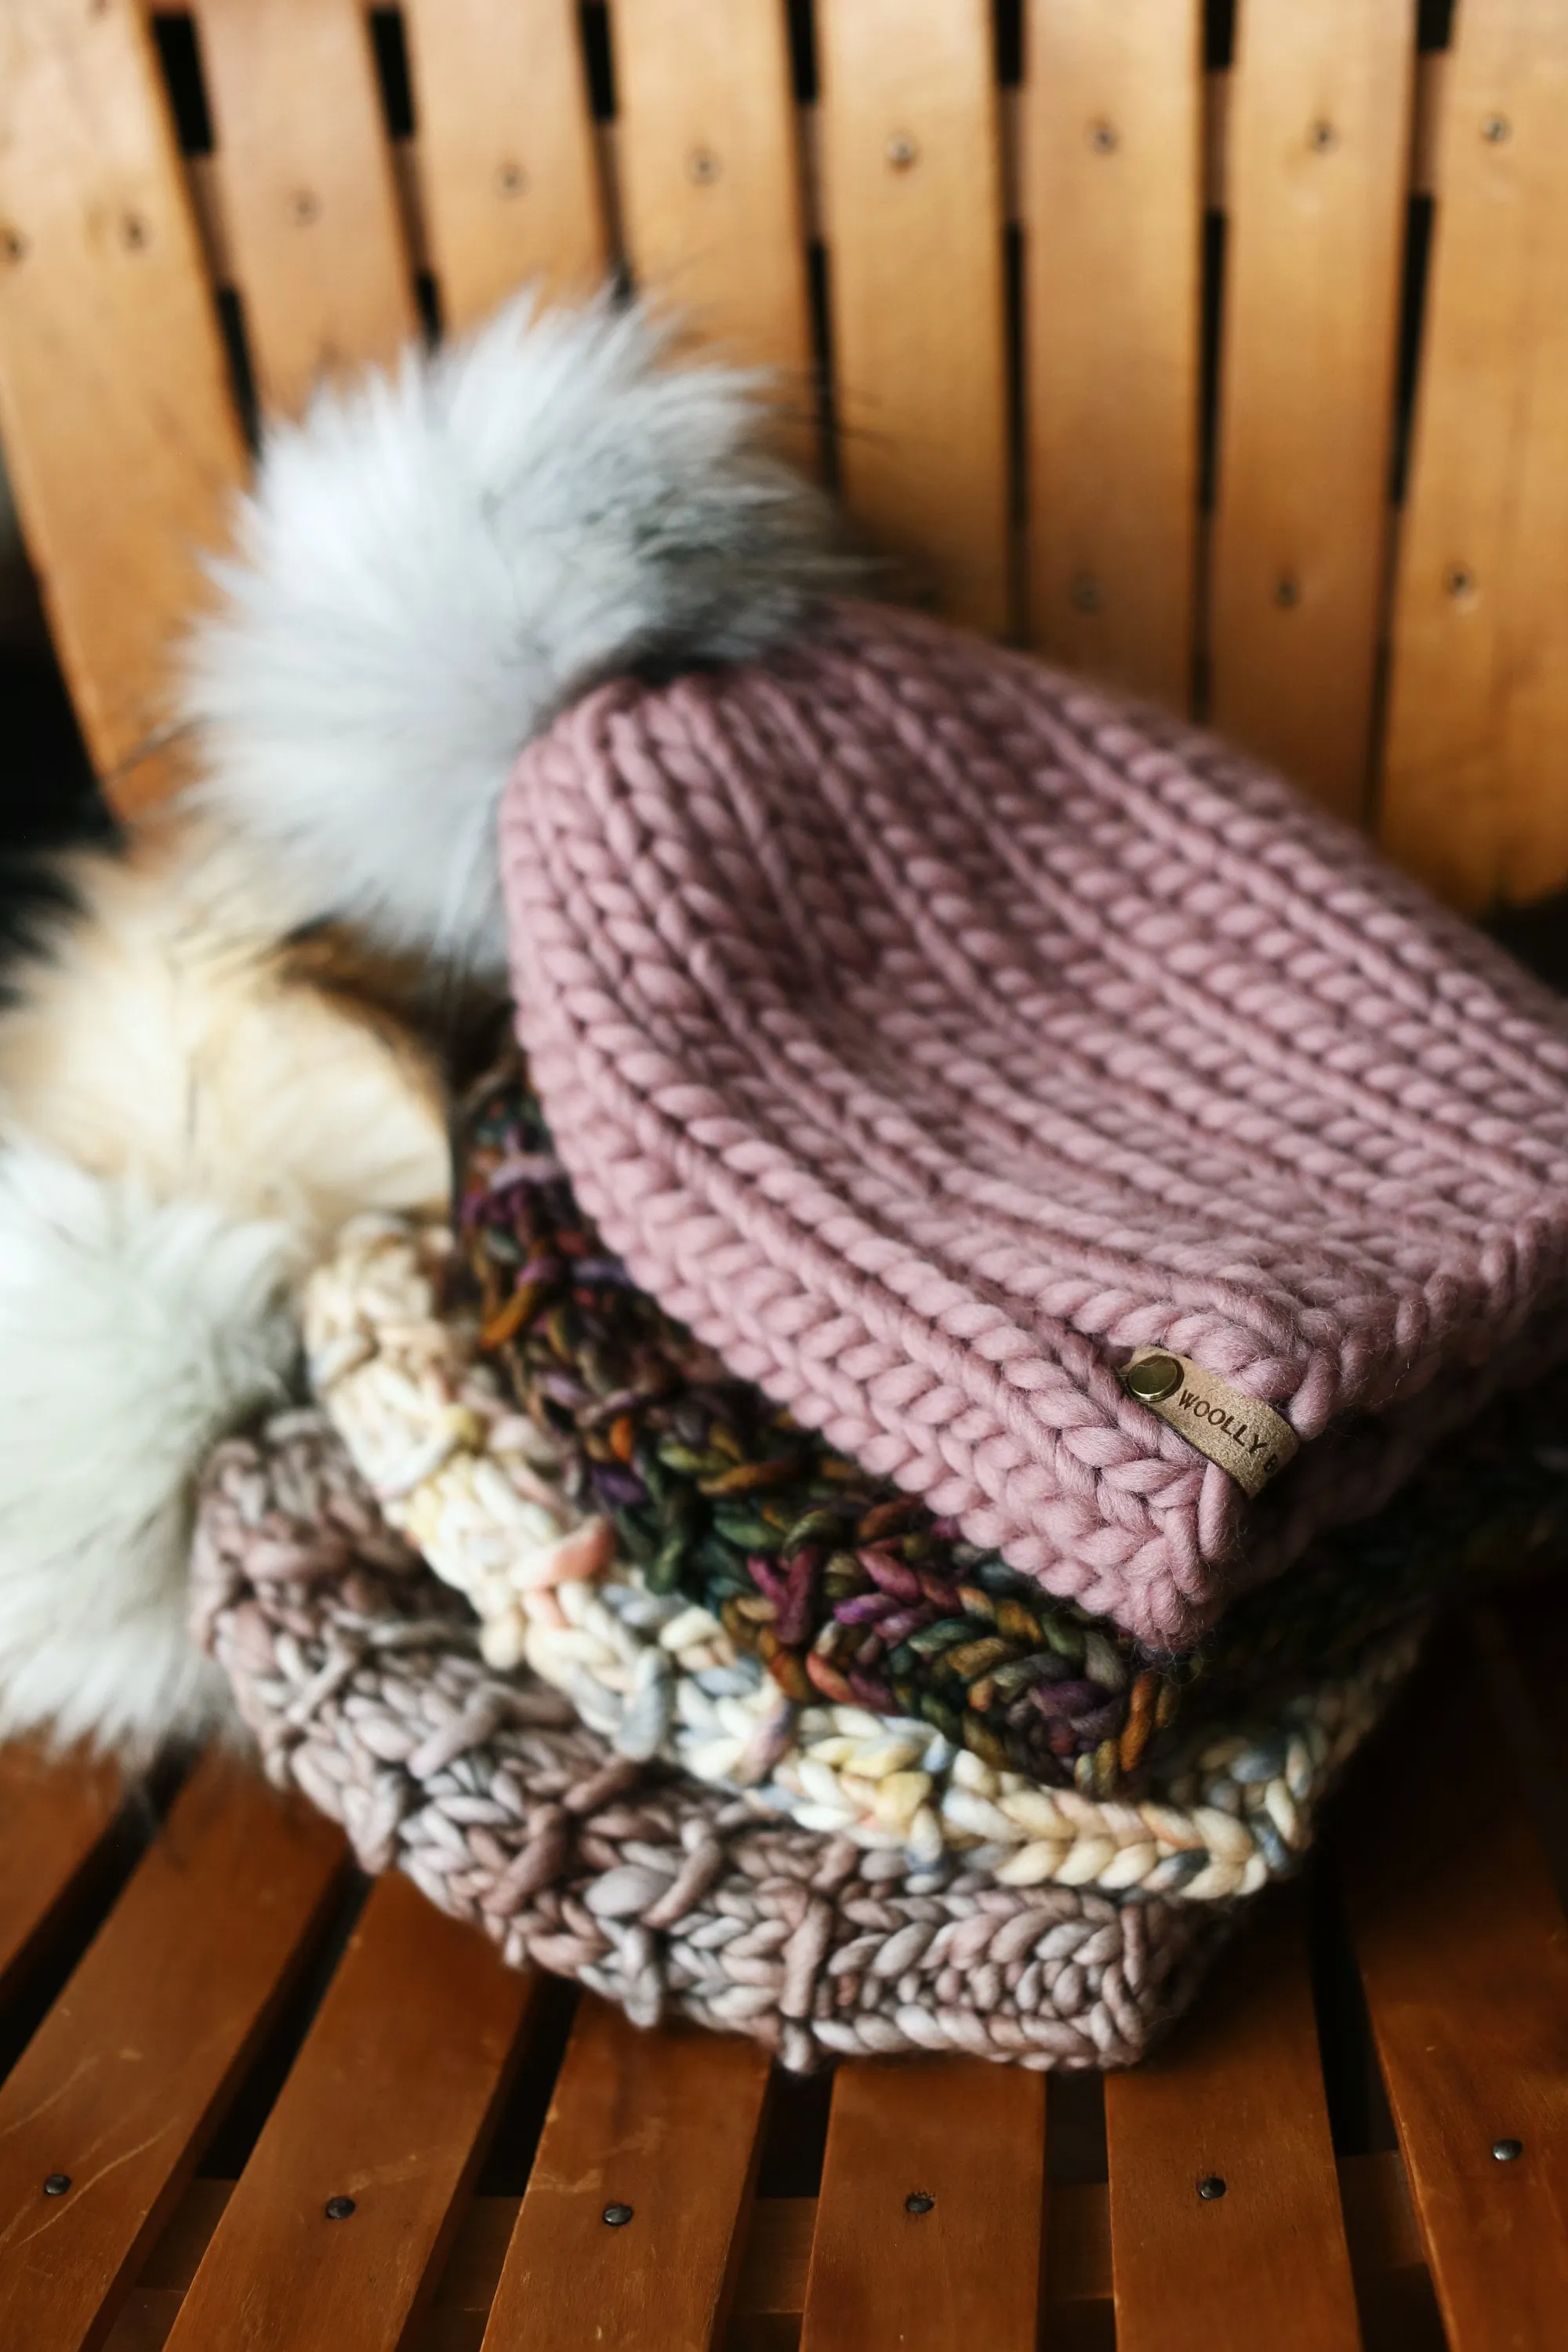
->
499;604;1568;1646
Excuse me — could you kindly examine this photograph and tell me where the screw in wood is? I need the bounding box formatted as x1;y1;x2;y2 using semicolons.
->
1445;564;1477;600
885;132;919;171
1197;2176;1227;2201
290;190;321;226
42;2175;71;2198
602;2203;634;2227
1492;2138;1523;2163
1069;573;1102;615
1308;120;1339;153
1273;573;1301;609
1087;120;1119;154
496;161;527;197
120;212;150;251
324;2196;357;2220
1482;114;1512;143
688;147;721;185
905;2192;936;2215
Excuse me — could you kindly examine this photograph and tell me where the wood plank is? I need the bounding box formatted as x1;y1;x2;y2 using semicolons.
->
0;1752;344;2352
816;0;1011;633
1378;0;1568;909
1022;0;1202;710
799;2058;1045;2352
1103;1885;1361;2350
1345;1628;1568;2351
1208;0;1416;822
191;0;416;417
164;1871;537;2352
479;1998;771;2352
0;0;246;814
401;0;606;336
613;0;816;464
0;1746;122;2009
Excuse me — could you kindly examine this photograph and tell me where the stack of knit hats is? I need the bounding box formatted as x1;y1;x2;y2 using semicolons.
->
193;604;1568;2070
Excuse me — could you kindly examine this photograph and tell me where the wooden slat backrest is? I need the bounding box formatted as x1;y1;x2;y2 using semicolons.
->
1021;0;1203;709
612;0;817;469
401;0;606;336
1378;0;1568;909
188;0;417;414
815;0;1012;633
3;0;1568;915
1207;0;1416;822
0;0;246;814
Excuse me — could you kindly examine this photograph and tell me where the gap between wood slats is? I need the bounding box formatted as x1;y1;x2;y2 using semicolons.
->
188;0;417;416
1207;0;1417;822
1346;1616;1568;2351
100;2147;1432;2349
172;49;1450;290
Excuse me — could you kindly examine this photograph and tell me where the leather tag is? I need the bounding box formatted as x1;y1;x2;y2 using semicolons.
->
1121;1348;1300;1498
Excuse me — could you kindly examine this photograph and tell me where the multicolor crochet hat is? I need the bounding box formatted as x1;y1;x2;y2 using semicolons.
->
499;603;1568;1646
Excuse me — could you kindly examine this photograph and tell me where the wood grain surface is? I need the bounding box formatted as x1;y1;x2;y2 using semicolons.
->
0;0;245;812
479;1998;771;2352
1022;0;1201;708
1105;1886;1362;2351
402;0;606;335
800;2056;1045;2352
817;0;1011;631
1208;0;1416;821
164;1872;539;2352
0;1755;343;2352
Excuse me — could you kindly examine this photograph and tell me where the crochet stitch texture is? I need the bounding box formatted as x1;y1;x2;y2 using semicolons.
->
189;1410;1348;2070
500;603;1568;1644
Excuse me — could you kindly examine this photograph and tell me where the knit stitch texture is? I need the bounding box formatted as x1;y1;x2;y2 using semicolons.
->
191;1408;1407;2069
500;603;1568;1643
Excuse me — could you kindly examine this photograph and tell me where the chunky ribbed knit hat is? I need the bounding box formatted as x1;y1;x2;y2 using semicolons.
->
500;603;1568;1646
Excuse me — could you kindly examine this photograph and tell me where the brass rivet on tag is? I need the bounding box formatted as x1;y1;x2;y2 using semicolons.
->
1125;1354;1182;1404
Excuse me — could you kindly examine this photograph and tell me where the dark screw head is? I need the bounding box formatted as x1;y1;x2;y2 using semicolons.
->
42;2174;71;2198
1273;573;1301;609
688;147;720;185
906;2191;935;2215
602;2202;634;2227
2;225;26;263
1069;573;1102;615
324;2196;356;2220
1482;114;1512;143
1088;120;1120;154
885;132;919;171
290;189;321;225
496;160;527;197
1197;2175;1227;2201
1308;119;1338;153
1445;563;1477;599
1492;2137;1523;2163
121;212;150;251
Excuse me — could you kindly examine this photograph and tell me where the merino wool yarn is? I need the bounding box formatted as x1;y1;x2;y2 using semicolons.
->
499;603;1568;1645
192;1407;1388;2070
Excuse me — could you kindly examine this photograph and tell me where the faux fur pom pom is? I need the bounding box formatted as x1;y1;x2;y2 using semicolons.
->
181;292;844;975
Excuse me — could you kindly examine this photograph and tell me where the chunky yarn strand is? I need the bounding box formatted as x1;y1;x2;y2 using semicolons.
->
499;602;1568;1643
191;1411;1229;2071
